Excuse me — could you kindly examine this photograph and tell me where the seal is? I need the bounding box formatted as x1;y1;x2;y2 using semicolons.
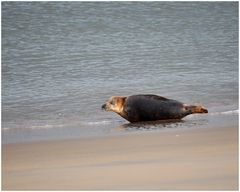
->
102;94;208;123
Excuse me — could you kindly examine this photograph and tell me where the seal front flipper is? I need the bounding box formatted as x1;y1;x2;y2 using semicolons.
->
122;106;140;123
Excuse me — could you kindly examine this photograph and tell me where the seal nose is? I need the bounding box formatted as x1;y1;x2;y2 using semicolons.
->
202;107;208;113
101;103;106;110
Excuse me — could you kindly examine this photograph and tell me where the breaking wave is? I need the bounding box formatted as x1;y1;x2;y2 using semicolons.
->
210;109;239;116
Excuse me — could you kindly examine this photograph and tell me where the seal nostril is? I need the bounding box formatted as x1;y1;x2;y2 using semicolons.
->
101;104;106;110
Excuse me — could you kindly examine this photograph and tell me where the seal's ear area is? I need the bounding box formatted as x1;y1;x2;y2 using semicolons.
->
114;96;126;110
117;96;127;105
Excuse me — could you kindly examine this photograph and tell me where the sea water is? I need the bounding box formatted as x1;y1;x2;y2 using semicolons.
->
2;2;238;143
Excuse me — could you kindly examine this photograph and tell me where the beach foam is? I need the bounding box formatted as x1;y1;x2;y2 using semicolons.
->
209;109;239;116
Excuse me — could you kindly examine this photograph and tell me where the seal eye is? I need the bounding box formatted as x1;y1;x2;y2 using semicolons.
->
110;100;116;105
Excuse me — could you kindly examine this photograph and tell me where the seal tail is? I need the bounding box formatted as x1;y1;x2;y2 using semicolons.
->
184;104;208;114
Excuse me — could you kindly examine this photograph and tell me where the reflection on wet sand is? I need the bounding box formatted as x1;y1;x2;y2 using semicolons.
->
117;118;208;132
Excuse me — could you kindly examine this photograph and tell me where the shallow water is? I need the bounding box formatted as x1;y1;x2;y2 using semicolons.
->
2;2;238;143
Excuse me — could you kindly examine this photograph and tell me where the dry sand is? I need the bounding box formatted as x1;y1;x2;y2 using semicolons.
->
2;126;238;190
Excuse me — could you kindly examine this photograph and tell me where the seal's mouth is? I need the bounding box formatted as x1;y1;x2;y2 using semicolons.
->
201;107;208;113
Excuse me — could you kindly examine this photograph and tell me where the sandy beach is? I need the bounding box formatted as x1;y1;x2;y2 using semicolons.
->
2;126;238;190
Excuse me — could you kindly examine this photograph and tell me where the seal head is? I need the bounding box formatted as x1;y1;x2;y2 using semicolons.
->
102;96;126;115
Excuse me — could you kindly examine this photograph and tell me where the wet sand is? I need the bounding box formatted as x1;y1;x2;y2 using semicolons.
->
2;126;238;190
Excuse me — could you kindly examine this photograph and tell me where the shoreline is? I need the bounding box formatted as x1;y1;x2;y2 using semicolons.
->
2;125;238;190
2;110;238;144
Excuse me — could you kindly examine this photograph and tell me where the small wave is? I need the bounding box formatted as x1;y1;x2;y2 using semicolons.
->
2;120;114;132
2;124;65;131
29;124;64;129
210;109;239;116
84;120;113;125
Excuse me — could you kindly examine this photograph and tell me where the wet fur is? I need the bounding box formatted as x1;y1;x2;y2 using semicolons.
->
102;94;208;123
